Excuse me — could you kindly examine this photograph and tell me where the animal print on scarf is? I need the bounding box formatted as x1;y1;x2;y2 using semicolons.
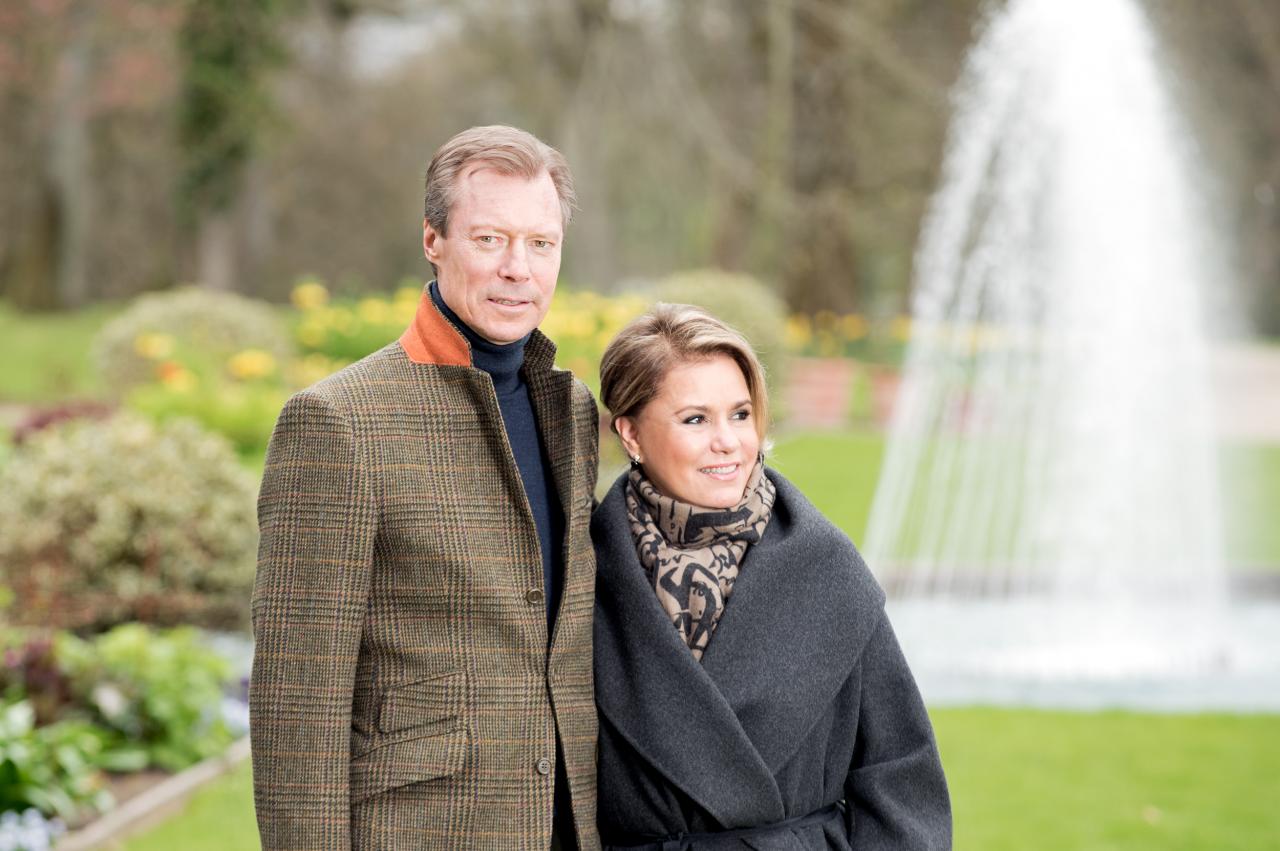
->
625;460;776;661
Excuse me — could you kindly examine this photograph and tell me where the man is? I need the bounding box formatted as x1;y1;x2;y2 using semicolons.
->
250;125;600;850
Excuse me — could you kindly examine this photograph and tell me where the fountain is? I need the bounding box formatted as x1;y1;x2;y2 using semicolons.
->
865;0;1280;710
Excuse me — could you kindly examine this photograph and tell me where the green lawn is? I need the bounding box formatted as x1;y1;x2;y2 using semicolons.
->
936;709;1280;851
123;709;1280;850
770;429;1280;569
0;301;117;402
119;757;258;851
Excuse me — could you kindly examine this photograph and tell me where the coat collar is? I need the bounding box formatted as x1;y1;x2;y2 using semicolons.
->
593;469;886;826
398;284;557;371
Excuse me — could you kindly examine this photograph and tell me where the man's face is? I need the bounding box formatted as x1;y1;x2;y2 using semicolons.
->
424;166;563;345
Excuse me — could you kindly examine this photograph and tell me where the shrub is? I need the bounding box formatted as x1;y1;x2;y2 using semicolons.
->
92;287;293;393
0;637;72;727
127;379;287;461
0;415;257;631
540;289;649;397
291;279;420;362
653;269;791;396
10;403;114;447
57;625;234;772
0;700;112;823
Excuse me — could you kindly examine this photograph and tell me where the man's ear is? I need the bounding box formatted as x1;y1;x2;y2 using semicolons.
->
614;416;641;461
423;217;441;263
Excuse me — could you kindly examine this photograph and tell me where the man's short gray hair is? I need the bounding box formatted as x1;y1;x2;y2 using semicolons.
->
423;125;576;236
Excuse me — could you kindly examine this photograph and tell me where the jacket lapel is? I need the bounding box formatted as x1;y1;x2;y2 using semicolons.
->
593;478;786;828
699;470;884;773
524;331;577;527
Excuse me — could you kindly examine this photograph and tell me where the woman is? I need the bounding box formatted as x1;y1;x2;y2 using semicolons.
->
592;304;951;850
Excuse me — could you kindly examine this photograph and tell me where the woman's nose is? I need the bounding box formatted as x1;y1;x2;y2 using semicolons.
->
710;418;740;452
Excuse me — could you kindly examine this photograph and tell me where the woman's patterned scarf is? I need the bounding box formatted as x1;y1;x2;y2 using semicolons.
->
625;460;776;661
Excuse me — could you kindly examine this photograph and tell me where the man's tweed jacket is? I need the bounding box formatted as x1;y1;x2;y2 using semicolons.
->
250;288;601;850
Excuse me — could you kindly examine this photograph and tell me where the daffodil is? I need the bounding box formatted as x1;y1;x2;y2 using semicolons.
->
156;361;197;392
291;280;330;311
133;331;175;360
227;349;278;380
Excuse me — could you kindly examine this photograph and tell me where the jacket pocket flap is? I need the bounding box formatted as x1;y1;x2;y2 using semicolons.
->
350;726;468;804
378;671;466;734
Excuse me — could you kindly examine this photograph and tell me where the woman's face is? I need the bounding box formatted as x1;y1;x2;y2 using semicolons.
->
616;354;761;510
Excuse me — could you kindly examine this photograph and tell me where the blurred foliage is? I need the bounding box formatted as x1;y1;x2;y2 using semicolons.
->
92;287;292;393
0;415;258;632
654;268;792;392
177;0;294;215
0;624;238;829
0;638;72;729
290;278;420;362
540;288;649;397
3;1;1276;329
56;626;234;773
785;310;914;365
0;700;113;824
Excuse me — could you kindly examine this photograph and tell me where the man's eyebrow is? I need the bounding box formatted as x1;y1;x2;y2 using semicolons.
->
466;223;561;239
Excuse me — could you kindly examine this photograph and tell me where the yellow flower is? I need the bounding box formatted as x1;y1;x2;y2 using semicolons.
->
156;361;196;393
286;354;344;388
297;323;326;348
357;297;391;326
291;280;330;311
841;314;868;340
227;349;277;380
133;332;175;360
891;315;913;343
785;315;812;349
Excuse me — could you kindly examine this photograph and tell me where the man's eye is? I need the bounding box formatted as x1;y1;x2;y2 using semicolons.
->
477;235;497;245
532;239;552;249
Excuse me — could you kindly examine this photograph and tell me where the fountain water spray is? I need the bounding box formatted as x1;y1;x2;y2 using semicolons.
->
864;0;1279;705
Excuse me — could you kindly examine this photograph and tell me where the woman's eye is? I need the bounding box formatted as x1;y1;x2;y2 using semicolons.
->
683;415;705;425
732;409;752;421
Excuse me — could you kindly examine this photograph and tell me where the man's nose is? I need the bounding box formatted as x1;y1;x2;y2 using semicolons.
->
499;243;530;281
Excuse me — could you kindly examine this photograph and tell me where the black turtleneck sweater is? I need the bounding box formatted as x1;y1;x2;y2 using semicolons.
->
429;282;566;633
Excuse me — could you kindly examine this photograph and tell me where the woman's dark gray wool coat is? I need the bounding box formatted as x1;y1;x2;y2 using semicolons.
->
592;468;951;850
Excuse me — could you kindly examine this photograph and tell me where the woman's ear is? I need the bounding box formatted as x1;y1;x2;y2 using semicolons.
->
614;416;642;463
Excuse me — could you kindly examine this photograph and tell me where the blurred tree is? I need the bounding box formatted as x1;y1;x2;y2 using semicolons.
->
1152;0;1280;335
0;0;180;309
2;0;1274;331
176;0;294;292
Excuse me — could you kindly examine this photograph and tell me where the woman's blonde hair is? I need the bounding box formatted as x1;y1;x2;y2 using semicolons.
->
599;303;770;441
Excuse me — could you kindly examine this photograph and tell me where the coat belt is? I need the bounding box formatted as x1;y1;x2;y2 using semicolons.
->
604;800;846;850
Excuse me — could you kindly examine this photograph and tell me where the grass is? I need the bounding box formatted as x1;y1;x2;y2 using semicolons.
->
0;301;118;402
1220;441;1280;567
121;709;1280;850
770;429;1280;569
935;708;1280;851
119;757;258;851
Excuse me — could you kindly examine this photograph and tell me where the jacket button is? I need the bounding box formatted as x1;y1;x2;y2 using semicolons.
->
525;588;545;605
535;757;552;775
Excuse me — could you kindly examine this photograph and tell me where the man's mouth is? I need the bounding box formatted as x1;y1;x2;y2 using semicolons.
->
489;298;530;307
